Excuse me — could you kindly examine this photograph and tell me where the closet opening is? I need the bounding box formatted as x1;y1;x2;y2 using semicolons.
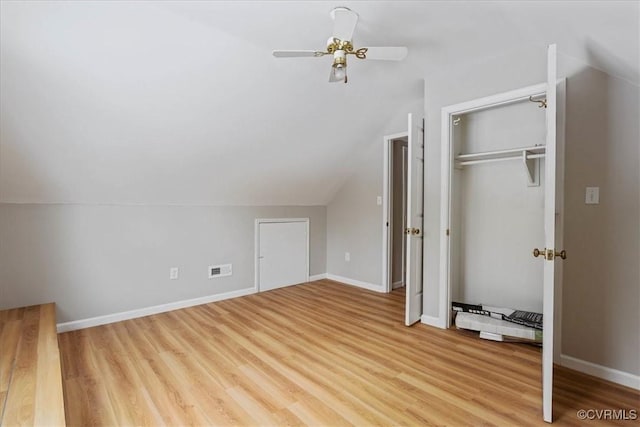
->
382;133;409;295
448;97;546;341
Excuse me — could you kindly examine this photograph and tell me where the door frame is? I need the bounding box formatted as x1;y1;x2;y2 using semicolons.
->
254;218;310;292
382;132;409;293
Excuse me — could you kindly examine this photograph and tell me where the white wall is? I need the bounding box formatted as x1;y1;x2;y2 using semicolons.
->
424;46;639;376
0;204;326;323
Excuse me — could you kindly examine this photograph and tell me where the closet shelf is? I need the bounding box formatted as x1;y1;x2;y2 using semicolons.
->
455;145;545;186
455;145;546;165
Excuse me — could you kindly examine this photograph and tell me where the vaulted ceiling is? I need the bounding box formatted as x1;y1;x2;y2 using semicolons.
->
1;1;638;205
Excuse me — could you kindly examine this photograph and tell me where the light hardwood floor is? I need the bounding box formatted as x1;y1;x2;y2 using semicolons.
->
59;280;639;426
0;303;66;426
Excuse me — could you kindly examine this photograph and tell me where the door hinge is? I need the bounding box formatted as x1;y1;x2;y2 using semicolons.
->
446;228;450;236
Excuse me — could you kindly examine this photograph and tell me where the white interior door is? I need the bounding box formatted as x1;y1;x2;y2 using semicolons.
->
405;113;424;325
542;43;559;423
258;220;309;292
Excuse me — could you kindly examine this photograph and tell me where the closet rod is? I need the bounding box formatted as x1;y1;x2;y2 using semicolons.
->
456;145;545;160
458;153;545;166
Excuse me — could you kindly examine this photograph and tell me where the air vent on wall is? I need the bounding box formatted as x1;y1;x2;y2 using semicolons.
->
209;263;232;279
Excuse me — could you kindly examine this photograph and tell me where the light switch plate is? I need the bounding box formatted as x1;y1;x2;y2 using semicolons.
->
376;196;382;206
585;187;599;204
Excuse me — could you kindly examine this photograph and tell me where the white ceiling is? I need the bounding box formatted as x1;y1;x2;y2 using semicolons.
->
1;1;638;205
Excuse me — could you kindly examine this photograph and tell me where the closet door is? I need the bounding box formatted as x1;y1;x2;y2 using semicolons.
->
405;113;424;326
257;220;309;292
542;43;564;424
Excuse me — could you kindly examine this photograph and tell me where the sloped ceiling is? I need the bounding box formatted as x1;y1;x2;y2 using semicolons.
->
1;1;638;205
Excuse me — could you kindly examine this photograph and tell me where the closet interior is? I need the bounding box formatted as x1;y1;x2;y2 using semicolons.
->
449;96;548;340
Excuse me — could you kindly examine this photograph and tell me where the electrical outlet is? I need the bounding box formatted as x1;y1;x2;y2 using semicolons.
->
345;252;350;262
169;267;179;280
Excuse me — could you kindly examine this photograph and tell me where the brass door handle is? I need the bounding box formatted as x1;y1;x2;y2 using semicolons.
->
555;250;567;260
533;248;567;260
405;227;421;236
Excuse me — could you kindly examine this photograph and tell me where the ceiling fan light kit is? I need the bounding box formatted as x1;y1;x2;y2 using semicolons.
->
272;7;408;83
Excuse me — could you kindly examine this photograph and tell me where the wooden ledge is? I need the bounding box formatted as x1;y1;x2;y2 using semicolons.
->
0;303;66;426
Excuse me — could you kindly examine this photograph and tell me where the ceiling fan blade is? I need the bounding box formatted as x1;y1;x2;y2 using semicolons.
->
361;47;408;61
331;7;358;41
272;50;324;58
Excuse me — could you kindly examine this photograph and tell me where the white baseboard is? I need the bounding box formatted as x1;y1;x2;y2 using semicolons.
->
560;354;640;390
56;287;257;333
392;280;404;289
309;273;328;281
326;273;385;293
421;314;446;329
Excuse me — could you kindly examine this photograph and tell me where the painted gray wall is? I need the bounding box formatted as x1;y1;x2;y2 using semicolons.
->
561;66;639;376
326;139;384;285
0;204;326;323
326;100;423;286
424;47;639;376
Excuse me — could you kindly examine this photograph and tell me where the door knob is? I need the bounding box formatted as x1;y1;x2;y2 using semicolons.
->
533;248;553;260
533;248;567;260
555;250;567;260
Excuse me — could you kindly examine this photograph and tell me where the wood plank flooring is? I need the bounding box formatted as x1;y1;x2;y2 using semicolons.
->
0;303;66;426
59;280;639;426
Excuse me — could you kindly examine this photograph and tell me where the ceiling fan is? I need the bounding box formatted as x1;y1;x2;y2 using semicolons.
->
272;7;408;83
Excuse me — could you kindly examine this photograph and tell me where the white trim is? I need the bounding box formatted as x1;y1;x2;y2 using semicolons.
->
56;287;257;333
382;137;391;293
420;314;446;328
439;107;452;330
382;132;409;293
554;78;567;364
326;274;385;293
560;354;640;391
392;280;404;289
439;82;549;330
255;218;310;292
543;44;558;424
309;273;327;281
